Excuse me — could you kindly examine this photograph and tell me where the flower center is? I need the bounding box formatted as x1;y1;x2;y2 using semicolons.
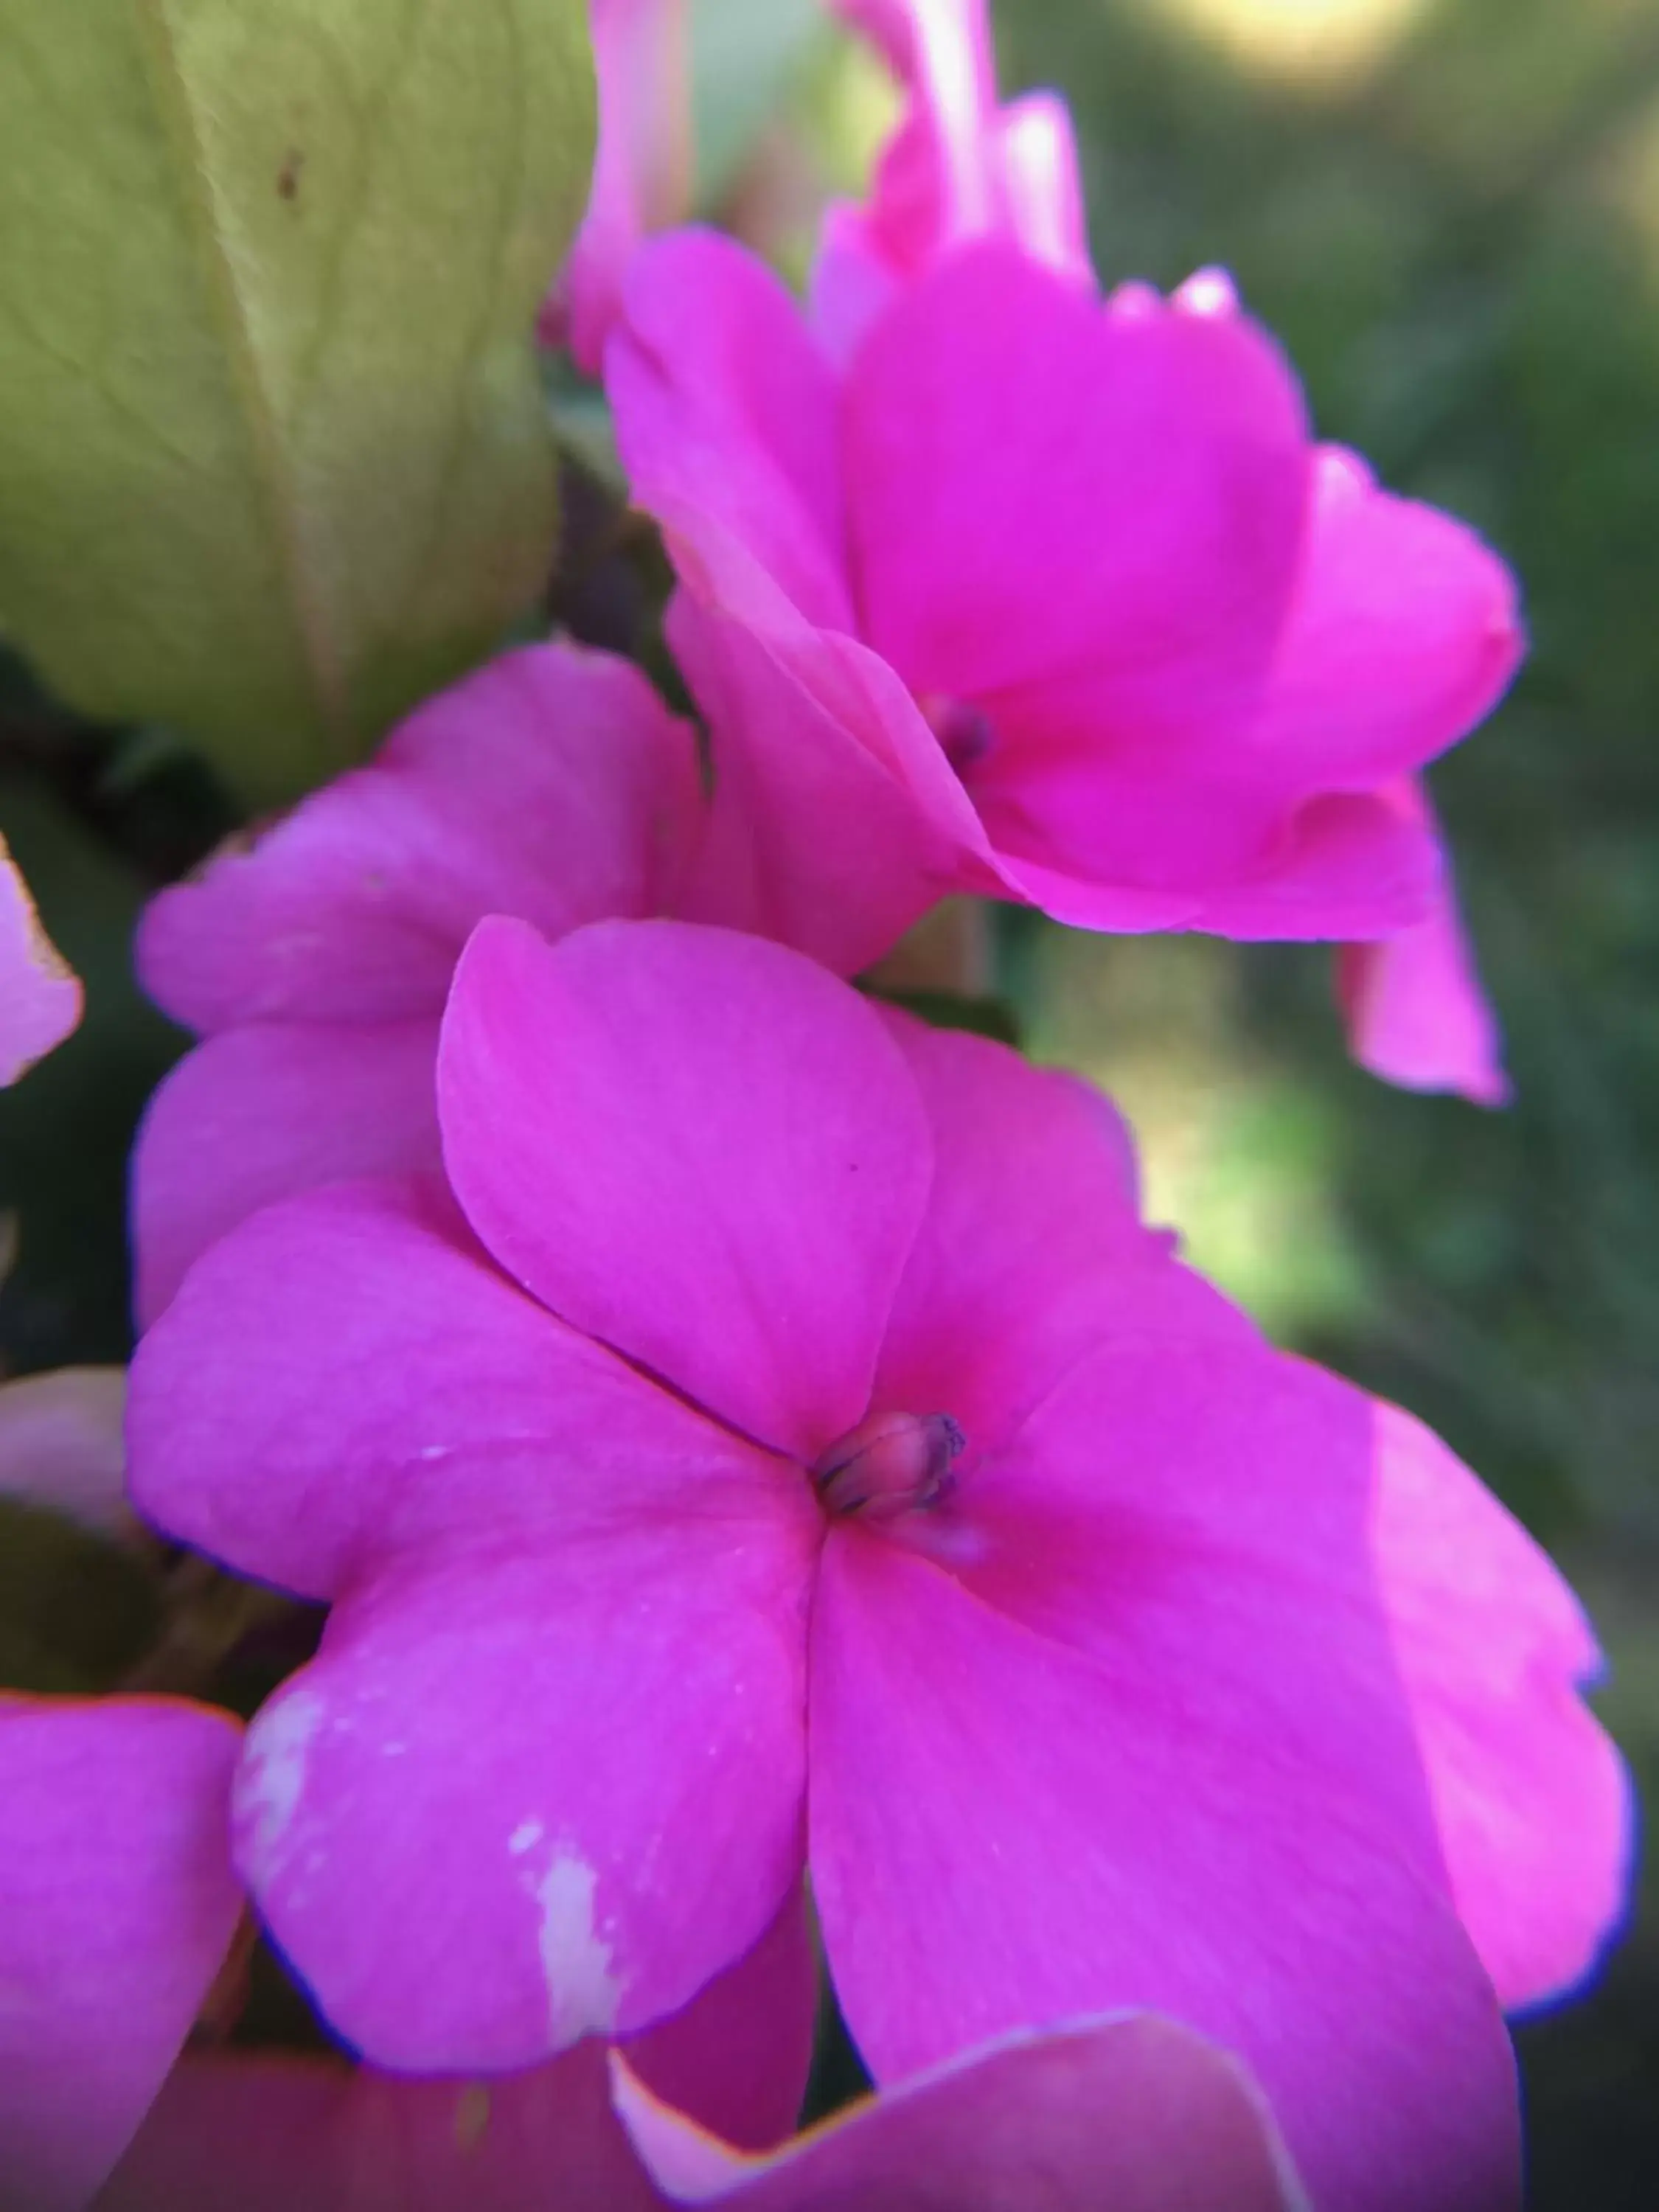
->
813;1411;964;1523
920;695;996;779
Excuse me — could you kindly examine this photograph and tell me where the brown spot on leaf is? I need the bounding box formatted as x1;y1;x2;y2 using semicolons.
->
276;149;305;203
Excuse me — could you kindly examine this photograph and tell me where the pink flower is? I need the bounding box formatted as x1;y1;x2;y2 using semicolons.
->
542;0;692;372
608;228;1521;981
1;835;81;1087
0;1696;243;2212
132;641;705;1323
128;915;1556;2212
818;10;1514;1102
102;2013;1304;2212
815;0;1091;361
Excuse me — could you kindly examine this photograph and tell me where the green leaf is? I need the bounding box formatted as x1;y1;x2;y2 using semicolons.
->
0;0;596;803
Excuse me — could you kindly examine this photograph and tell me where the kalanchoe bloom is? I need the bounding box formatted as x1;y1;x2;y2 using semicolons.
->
608;229;1522;980
541;0;691;372
105;2014;1304;2212
133;641;703;1323
0;1696;243;2212
1;832;81;1085
127;917;1582;2211
816;0;1091;361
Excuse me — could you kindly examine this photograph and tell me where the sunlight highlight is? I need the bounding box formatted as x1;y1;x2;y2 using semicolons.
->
1144;0;1438;91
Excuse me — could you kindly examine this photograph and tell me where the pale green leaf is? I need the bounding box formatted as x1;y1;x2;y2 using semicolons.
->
0;0;595;801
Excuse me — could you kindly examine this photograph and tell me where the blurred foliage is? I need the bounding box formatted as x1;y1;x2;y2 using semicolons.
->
0;0;1655;2191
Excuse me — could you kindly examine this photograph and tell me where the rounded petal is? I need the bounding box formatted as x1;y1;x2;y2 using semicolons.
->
0;1697;243;2212
1252;448;1523;791
438;918;933;1460
625;1882;817;2152
1372;1397;1633;2012
138;644;700;1034
844;244;1310;744
0;1366;128;1537
609;231;855;633
668;596;962;978
619;2013;1306;2212
1335;784;1510;1102
131;1018;442;1326
102;2043;658;2212
870;1012;1253;1457
232;1514;815;2072
130;1175;782;1601
1189;786;1442;943
0;835;80;1085
810;1528;1520;2212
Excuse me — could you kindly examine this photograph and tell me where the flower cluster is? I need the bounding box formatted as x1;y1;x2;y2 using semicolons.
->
0;4;1632;2210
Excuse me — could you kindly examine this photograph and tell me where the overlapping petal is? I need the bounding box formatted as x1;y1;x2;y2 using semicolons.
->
871;1014;1253;1455
129;1174;783;1599
809;1530;1520;2212
139;644;699;1034
0;1698;243;2212
132;1019;442;1324
439;918;933;1458
1372;1397;1632;2011
232;1520;814;2072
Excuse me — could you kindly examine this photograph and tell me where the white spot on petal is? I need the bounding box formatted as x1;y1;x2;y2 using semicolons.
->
533;1852;620;2049
237;1689;324;1865
508;1819;544;1857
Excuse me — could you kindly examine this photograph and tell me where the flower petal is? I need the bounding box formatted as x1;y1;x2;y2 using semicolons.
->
1335;783;1510;1102
100;2043;658;2212
1253;448;1522;791
438;918;933;1459
232;1517;815;2072
0;835;80;1086
619;2012;1305;2212
668;596;957;978
131;1018;442;1326
139;644;699;1034
609;231;855;633
626;1882;817;2152
549;0;692;375
844;244;1309;746
0;1697;243;2212
130;1175;783;1601
871;1012;1253;1458
810;1528;1520;2212
1372;1396;1632;2012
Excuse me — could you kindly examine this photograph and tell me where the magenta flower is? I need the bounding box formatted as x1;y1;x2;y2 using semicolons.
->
133;641;703;1322
0;1696;243;2212
608;227;1520;981
105;2014;1304;2212
821;7;1512;1102
542;0;691;374
1;834;81;1087
122;915;1566;2211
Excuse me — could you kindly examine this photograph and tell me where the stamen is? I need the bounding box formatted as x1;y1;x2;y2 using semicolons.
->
813;1411;964;1523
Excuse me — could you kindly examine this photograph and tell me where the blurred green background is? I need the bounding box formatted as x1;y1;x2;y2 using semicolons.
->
1;0;1655;2200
